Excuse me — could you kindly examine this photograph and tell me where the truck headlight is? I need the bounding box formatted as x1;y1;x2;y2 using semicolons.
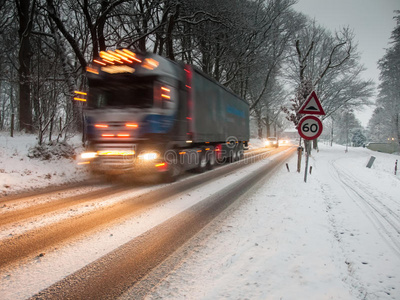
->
138;152;159;160
81;152;97;159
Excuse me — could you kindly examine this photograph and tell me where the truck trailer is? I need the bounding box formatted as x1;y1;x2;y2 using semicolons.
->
79;50;249;181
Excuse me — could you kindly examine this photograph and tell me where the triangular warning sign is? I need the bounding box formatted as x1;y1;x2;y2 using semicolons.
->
298;91;325;115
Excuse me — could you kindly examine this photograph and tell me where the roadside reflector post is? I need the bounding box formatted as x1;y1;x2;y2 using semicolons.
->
366;156;376;168
10;113;14;138
304;140;312;183
297;146;303;173
395;159;398;175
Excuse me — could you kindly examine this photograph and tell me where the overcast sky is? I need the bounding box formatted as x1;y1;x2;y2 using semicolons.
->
293;0;399;126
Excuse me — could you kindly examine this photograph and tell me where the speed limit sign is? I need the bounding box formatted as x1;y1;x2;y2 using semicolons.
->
298;116;323;140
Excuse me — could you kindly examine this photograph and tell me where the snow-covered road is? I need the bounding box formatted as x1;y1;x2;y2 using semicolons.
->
1;134;400;299
143;144;400;300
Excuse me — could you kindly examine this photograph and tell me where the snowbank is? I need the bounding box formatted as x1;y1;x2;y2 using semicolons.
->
0;133;89;196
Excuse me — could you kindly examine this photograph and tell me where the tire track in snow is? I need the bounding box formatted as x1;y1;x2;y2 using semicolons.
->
330;159;400;257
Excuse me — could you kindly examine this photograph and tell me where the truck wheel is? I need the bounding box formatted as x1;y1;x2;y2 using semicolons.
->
230;146;238;162
195;149;207;173
206;148;216;170
237;143;244;160
159;159;181;183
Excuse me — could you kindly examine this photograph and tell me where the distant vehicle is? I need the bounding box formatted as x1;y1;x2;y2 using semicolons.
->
279;138;289;145
78;50;250;182
264;137;279;148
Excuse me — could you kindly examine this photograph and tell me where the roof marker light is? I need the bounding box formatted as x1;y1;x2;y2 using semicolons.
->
126;123;138;128
95;124;108;128
86;66;99;74
143;58;159;70
106;50;123;63
122;49;142;62
100;51;121;63
94;59;106;66
102;58;115;65
114;51;133;63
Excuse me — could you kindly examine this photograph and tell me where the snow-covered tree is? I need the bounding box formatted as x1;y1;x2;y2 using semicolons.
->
351;128;366;147
282;17;374;153
376;10;400;151
367;107;391;142
283;19;374;125
332;110;362;146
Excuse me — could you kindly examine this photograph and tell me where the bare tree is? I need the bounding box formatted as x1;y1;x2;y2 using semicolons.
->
375;11;400;150
16;0;36;132
283;19;374;146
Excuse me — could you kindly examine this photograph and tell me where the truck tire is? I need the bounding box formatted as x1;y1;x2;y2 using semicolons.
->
160;149;181;183
195;148;208;173
237;143;244;160
229;145;239;162
159;160;181;183
206;147;216;170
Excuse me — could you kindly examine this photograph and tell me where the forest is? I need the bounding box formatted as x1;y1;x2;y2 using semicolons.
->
0;0;398;149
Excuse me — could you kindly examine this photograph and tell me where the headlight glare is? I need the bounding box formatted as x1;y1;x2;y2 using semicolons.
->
138;152;159;160
81;152;97;159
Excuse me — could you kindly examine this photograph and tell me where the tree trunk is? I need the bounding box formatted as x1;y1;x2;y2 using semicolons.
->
17;0;34;132
257;117;263;139
265;114;271;137
165;3;179;61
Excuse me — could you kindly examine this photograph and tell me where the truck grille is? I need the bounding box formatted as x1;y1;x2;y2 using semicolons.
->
95;143;136;170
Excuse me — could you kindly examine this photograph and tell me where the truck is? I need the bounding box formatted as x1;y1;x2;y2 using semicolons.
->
79;50;249;182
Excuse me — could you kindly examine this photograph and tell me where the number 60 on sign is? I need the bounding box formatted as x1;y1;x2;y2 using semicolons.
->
297;115;323;140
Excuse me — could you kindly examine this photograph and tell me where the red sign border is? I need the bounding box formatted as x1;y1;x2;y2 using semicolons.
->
297;115;323;140
298;91;325;116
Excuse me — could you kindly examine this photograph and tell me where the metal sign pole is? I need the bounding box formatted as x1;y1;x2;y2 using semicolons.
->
304;140;311;182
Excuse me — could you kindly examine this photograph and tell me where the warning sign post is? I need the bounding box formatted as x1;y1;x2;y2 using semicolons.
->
298;91;325;116
297;91;325;183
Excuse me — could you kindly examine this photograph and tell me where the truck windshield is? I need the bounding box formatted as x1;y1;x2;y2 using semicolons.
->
89;82;154;108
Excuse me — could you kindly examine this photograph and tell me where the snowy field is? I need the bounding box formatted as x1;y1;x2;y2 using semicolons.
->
1;133;400;299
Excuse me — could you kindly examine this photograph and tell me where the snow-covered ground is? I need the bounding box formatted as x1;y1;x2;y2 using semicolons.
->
0;133;90;196
145;143;400;300
1;133;400;299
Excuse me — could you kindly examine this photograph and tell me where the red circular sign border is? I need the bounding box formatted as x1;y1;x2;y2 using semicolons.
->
298;115;323;140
